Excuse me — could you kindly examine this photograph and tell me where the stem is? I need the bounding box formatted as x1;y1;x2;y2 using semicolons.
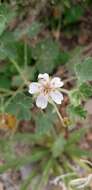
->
51;101;65;127
4;84;24;109
80;159;92;167
41;109;57;138
0;98;5;129
11;59;29;86
0;89;14;97
51;172;76;184
59;88;69;94
63;77;77;84
24;42;27;69
0;88;26;98
0;97;5;114
0;88;13;94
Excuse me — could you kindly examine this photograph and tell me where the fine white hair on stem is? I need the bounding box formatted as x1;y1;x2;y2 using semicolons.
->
50;173;76;188
80;159;92;167
69;174;92;189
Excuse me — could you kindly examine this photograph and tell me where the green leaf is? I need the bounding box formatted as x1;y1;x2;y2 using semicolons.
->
0;4;16;22
69;89;81;106
46;104;58;121
0;75;11;89
11;75;23;87
35;113;53;135
69;83;92;107
66;145;91;157
28;21;43;38
59;51;70;65
0;42;32;65
32;38;60;73
0;42;17;60
0;150;48;173
0;63;8;73
0;139;14;160
6;93;33;120
52;135;66;158
14;21;43;40
15;42;32;66
66;128;86;145
75;57;92;82
64;5;84;24
0;31;16;43
0;4;16;36
11;66;36;87
0;15;6;36
68;105;87;119
14;133;43;144
79;83;92;99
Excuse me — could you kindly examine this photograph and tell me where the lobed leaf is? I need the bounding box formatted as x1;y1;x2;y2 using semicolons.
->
6;93;33;120
68;105;87;119
32;38;60;73
75;57;92;82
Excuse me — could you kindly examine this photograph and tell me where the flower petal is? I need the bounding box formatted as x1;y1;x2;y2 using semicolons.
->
50;90;63;104
28;82;40;94
38;73;49;81
51;77;64;88
36;94;48;109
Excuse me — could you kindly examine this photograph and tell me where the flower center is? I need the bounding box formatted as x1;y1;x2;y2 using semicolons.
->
43;83;53;95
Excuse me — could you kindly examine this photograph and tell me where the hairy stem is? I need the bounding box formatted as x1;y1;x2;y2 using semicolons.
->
24;42;27;69
51;101;65;127
59;88;69;94
11;59;29;85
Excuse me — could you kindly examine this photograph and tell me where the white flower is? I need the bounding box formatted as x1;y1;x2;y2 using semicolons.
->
28;73;64;109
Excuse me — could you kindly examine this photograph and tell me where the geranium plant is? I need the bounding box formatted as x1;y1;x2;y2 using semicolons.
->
0;2;92;190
